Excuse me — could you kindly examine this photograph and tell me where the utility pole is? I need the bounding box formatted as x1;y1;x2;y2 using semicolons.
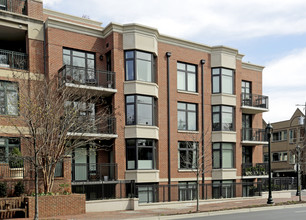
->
296;102;306;201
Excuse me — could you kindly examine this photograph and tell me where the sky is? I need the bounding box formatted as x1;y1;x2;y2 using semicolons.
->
44;0;306;123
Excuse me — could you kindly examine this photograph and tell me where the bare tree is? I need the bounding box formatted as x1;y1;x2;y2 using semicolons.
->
1;72;113;219
179;129;212;212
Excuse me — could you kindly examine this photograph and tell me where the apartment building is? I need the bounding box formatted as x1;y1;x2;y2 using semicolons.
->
0;0;269;203
263;109;305;179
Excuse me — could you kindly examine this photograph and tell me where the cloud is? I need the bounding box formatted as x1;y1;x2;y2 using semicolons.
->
45;0;306;44
44;0;63;7
263;48;306;122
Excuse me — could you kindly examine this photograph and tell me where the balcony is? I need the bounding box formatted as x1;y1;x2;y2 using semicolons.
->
242;163;268;178
72;163;117;182
58;65;116;96
67;115;117;139
241;93;269;114
241;128;268;146
0;0;27;15
0;49;28;70
0;156;29;179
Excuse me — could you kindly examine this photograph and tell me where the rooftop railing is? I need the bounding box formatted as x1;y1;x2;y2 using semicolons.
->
0;0;27;15
0;49;28;70
58;65;116;89
241;93;269;109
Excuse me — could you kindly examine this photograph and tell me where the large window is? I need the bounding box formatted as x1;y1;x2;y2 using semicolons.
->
63;48;95;83
125;50;154;82
0;137;20;162
177;62;197;92
212;105;234;131
212;68;234;94
212;143;234;169
0;81;18;116
126;95;156;126
177;102;197;131
178;141;198;169
126;139;156;170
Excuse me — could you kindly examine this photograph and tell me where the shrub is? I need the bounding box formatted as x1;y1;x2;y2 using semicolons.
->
9;147;23;168
0;182;7;197
14;181;25;196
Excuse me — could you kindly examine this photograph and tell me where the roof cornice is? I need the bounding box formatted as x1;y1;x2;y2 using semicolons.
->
43;8;102;27
242;62;265;71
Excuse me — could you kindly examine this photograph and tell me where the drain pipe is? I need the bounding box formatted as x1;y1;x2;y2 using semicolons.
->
200;59;206;199
166;52;172;201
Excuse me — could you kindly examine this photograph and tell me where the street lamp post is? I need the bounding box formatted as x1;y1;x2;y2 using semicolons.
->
266;123;274;205
289;115;304;200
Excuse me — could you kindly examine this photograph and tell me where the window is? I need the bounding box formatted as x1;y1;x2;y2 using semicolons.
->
179;182;196;201
212;68;234;94
126;139;156;170
212;180;234;199
272;130;287;142
178;141;198;169
0;81;18;116
177;102;197;131
212;105;234;131
263;153;269;163
272;152;287;162
0;137;20;162
289;152;296;164
177;62;197;92
126;95;156;126
213;143;234;169
63;48;95;83
137;184;157;203
289;129;296;143
125;50;154;82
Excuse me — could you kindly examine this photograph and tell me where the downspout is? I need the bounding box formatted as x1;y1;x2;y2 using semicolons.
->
200;59;206;199
43;23;47;77
166;52;171;201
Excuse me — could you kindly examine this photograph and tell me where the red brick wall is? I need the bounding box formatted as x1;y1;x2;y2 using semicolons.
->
27;0;43;20
26;194;85;218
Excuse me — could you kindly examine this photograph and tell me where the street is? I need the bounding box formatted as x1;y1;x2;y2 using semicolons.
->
172;205;306;220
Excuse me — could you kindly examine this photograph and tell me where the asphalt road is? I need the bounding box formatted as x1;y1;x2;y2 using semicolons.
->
172;205;306;220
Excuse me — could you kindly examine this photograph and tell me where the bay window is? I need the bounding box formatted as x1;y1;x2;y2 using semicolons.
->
212;68;234;94
212;105;234;131
212;143;234;169
126;95;156;126
125;50;155;82
126;139;156;170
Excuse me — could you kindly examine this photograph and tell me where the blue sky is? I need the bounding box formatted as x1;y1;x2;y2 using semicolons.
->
44;0;306;123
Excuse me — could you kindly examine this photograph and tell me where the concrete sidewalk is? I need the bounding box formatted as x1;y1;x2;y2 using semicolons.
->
35;195;304;220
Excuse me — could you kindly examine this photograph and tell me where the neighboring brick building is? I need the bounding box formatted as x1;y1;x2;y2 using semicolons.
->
0;1;269;202
263;109;305;178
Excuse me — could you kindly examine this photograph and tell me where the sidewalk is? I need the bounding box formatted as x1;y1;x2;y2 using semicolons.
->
34;194;303;220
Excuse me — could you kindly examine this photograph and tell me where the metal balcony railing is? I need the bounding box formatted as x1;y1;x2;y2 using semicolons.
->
72;163;117;182
242;163;268;176
0;49;28;70
69;115;116;135
0;0;27;15
0;156;28;179
241;93;269;109
241;128;267;142
58;65;116;89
